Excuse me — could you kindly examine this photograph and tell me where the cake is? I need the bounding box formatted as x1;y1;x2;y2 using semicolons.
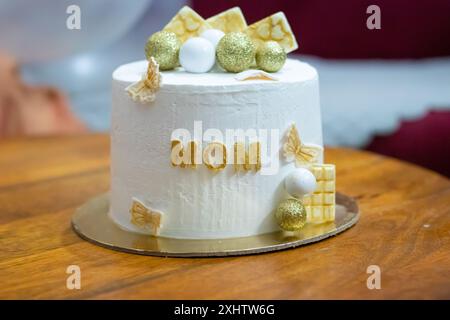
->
109;6;336;240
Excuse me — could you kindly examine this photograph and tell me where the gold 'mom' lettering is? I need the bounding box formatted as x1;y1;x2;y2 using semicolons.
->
203;142;227;171
170;140;197;168
234;142;261;172
170;140;261;172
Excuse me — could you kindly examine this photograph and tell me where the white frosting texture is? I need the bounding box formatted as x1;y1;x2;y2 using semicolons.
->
110;59;323;239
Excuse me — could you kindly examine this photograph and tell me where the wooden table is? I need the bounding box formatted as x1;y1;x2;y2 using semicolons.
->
1;134;449;299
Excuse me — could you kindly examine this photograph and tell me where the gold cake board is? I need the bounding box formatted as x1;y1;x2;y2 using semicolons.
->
72;193;359;257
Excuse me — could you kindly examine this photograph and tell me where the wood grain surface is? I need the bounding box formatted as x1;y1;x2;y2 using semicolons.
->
0;134;449;299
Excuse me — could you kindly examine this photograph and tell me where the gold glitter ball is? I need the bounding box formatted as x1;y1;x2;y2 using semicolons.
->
256;41;287;72
216;32;255;73
145;31;181;71
275;198;307;231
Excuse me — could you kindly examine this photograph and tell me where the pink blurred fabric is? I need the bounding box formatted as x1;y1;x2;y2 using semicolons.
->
0;53;86;137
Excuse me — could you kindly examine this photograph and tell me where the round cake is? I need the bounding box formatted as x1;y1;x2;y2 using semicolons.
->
110;59;325;239
109;5;336;240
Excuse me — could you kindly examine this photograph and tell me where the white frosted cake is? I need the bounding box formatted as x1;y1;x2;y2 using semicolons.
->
109;6;336;240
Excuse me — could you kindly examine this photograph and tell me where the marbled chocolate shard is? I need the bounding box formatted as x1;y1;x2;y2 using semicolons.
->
206;7;247;33
163;6;211;42
245;12;298;53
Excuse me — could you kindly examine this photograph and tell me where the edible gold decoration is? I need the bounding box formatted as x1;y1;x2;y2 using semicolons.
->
256;41;286;72
303;164;336;223
305;205;335;224
130;198;163;235
206;7;247;33
144;7;298;74
234;142;261;172
163;6;212;43
234;69;279;81
171;140;198;168
283;124;321;166
216;32;256;73
145;31;181;70
169;140;266;171
126;57;162;103
275;198;307;231
244;12;298;53
203;142;227;171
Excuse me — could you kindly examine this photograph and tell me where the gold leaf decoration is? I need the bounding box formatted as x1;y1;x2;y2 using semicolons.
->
130;198;164;236
283;124;321;166
126;57;162;103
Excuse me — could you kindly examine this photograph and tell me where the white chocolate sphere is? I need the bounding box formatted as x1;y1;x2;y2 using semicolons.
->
285;168;317;198
179;37;215;73
200;29;225;48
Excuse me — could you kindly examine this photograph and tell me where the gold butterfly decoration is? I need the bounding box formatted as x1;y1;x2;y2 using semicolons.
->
126;57;162;103
283;124;322;166
130;198;164;236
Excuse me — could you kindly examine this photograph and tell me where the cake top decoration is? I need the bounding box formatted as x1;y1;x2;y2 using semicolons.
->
234;69;279;81
255;41;287;72
143;6;298;75
125;57;162;104
216;32;255;73
145;31;181;71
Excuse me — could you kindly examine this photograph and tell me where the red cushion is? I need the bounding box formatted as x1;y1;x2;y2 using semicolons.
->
366;110;450;177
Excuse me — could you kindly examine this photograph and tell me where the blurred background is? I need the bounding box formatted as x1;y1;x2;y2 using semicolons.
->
1;0;449;176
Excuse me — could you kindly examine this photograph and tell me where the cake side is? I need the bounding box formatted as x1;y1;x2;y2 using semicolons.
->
110;59;324;239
